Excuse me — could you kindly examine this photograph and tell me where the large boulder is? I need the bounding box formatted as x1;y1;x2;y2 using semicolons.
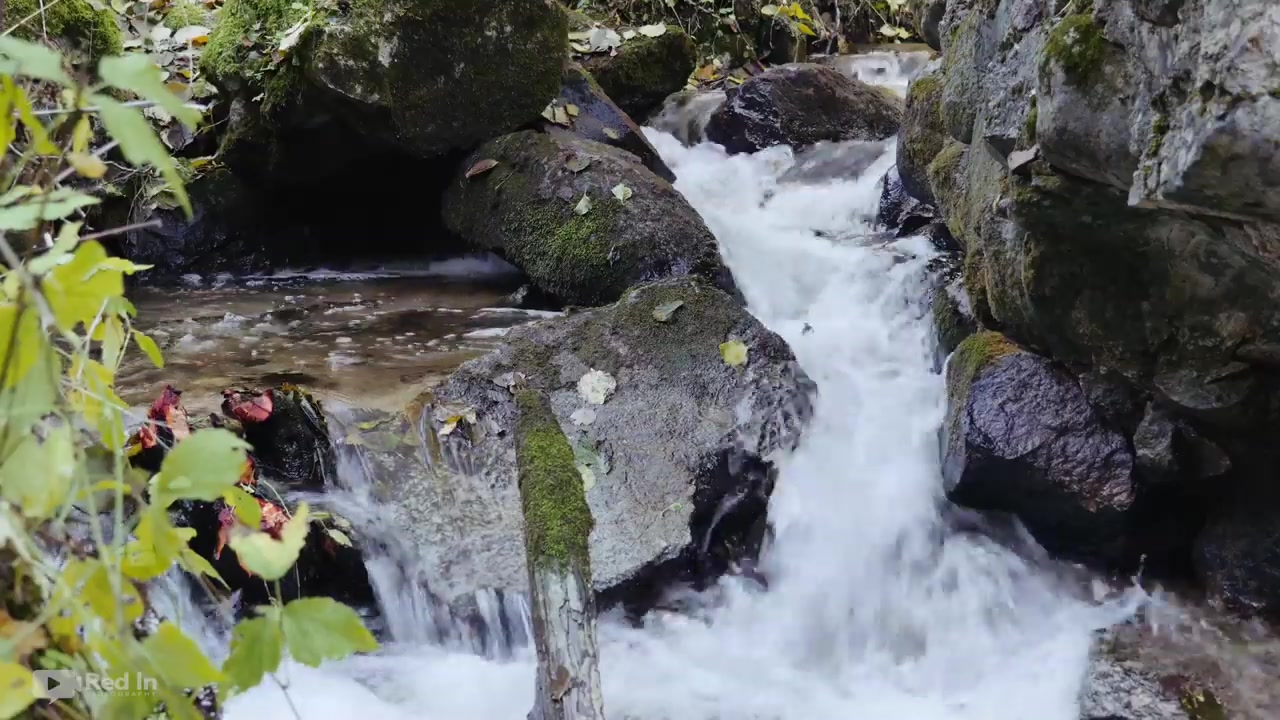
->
5;0;121;62
202;0;567;162
897;69;948;204
704;63;903;154
369;277;814;612
943;333;1136;564
443;130;736;306
580;25;697;121
551;63;675;182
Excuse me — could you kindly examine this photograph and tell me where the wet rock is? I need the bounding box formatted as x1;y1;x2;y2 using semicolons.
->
1133;403;1178;480
943;332;1136;565
551;63;675;182
222;386;335;489
382;277;814;613
443;130;736;307
897;69;947;203
1079;369;1141;430
877;166;938;237
931;276;976;356
204;0;567;160
581;25;697;121
907;0;947;50
1080;629;1192;720
705;64;903;155
1194;498;1280;620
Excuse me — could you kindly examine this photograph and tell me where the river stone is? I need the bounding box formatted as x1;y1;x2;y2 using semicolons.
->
943;333;1136;564
551;63;675;182
202;0;566;158
897;69;947;204
704;63;903;155
1194;497;1280;620
580;25;697;121
380;277;813;612
443;130;737;307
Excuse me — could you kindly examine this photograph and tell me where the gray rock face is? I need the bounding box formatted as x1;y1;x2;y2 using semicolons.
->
442;131;736;307
382;278;814;610
705;64;903;154
944;333;1136;564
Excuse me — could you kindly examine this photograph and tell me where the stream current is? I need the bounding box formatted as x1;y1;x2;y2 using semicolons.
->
138;54;1279;720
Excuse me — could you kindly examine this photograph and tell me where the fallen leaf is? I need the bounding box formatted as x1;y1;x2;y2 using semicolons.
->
570;41;591;53
797;22;816;36
150;25;173;44
652;300;683;322
465;158;499;179
637;24;667;37
587;27;622;52
577;369;616;405
567;31;594;41
574;194;593;216
325;528;352;547
602;127;621;140
492;371;526;392
761;4;779;16
438;417;460;436
720;340;749;367
68;152;107;179
565;104;580;117
565;154;592;173
622;29;637;40
553;106;571;126
174;25;212;45
611;183;632;202
570;407;597;426
578;464;597;492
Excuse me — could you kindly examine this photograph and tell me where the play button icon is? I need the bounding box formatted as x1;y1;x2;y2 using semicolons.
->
33;669;76;700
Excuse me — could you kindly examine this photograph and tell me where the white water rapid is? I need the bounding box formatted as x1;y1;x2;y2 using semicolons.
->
200;59;1152;719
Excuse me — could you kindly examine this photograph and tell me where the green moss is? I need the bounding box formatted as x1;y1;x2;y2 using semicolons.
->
948;331;1019;395
901;71;948;199
5;0;122;61
1179;688;1227;720
584;26;696;117
1148;113;1169;156
505;190;623;302
962;240;994;327
1042;13;1108;87
932;285;977;354
163;0;206;28
515;389;594;571
927;140;970;239
201;0;309;90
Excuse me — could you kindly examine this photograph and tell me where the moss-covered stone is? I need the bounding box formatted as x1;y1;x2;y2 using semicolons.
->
949;331;1019;392
1041;14;1107;87
1023;95;1039;143
926;139;970;239
201;0;308;93
5;0;121;61
898;71;947;203
163;0;207;28
582;25;696;120
515;389;594;571
443;130;734;306
940;12;982;143
932;283;977;354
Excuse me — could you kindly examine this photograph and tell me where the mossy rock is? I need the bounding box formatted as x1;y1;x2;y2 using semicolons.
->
442;130;736;307
898;70;947;204
394;275;814;611
205;0;568;157
944;331;1136;566
581;25;696;121
5;0;122;62
1040;13;1108;89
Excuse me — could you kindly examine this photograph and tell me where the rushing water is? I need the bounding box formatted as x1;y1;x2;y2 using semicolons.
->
147;56;1278;719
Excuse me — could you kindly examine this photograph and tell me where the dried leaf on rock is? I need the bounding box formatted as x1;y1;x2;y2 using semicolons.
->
565;154;592;173
465;158;499;179
578;464;597;492
577;369;616;405
652;300;683;322
574;194;593;216
637;24;667;37
611;183;632;201
570;407;596;426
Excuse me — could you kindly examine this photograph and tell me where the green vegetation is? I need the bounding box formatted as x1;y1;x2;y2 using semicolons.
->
1042;14;1108;87
0;34;374;719
5;0;122;61
515;390;595;570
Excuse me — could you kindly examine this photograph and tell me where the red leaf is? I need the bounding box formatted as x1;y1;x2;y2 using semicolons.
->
221;389;274;424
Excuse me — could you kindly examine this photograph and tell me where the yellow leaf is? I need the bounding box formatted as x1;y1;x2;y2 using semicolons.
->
790;2;811;21
0;662;36;718
0;422;75;519
719;339;749;367
68;152;107;179
72;115;92;153
797;22;816;36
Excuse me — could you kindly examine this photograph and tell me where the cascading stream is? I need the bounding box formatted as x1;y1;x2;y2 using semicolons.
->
211;61;1147;719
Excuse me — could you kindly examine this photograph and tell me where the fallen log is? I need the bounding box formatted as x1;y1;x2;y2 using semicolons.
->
515;389;606;720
